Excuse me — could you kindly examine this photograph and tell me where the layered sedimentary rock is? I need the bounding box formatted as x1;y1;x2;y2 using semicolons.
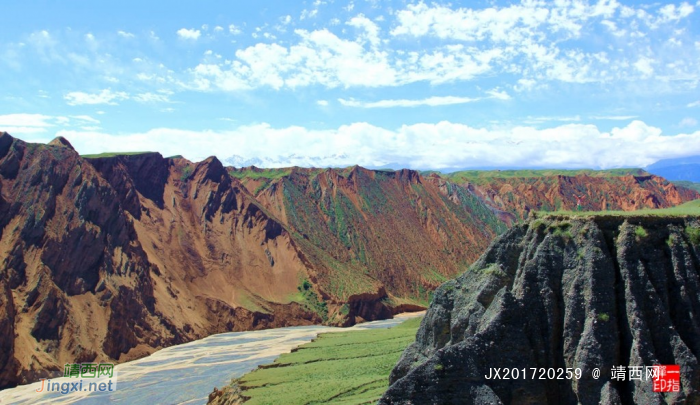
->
0;133;322;388
381;215;700;404
0;133;502;388
0;130;696;390
445;170;697;221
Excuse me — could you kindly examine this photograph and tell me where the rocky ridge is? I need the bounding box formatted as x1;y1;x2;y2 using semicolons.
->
381;215;700;404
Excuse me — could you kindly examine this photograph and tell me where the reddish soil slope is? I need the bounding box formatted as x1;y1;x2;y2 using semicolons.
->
0;132;696;389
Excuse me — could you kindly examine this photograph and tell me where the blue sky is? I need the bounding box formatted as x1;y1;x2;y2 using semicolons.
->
1;0;699;170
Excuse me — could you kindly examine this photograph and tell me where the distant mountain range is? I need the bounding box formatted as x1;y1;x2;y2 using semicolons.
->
645;155;700;182
223;153;352;169
222;153;700;180
222;154;576;172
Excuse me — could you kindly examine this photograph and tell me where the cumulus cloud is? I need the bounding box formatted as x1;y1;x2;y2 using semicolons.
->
177;28;201;40
347;14;380;47
26;120;700;170
190;28;397;90
64;89;129;105
178;1;699;93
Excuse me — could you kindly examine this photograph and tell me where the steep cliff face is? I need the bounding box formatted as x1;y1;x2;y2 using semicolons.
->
0;134;322;389
235;166;507;307
381;215;700;404
0;133;167;387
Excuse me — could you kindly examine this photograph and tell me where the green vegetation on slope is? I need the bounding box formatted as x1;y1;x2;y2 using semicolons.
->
235;316;423;405
228;167;293;180
180;165;193;181
535;199;700;218
291;279;329;322
674;180;700;193
81;151;154;158
444;168;648;184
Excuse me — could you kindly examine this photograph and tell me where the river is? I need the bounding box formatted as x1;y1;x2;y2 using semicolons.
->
0;312;423;405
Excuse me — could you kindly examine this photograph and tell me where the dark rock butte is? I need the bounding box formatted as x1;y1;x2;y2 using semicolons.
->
381;215;700;405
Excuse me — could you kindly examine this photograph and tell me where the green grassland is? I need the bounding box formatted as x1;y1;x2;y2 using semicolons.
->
443;168;648;184
81;151;154;158
536;199;700;218
235;316;422;405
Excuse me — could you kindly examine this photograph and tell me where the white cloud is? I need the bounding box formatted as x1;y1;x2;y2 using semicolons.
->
0;114;55;134
300;9;318;20
601;20;626;37
188;63;250;91
688;101;700;107
64;89;129;105
0;113;54;127
316;100;329;106
590;115;638;120
133;92;172;103
71;115;100;124
524;116;582;124
634;57;655;77
177;28;201;40
229;24;242;35
514;78;538;92
339;95;480;108
45;120;700;170
117;30;134;38
657;3;695;24
0;114;98;135
680;117;698;127
214;26;224;32
162;1;700;93
386;1;697;85
191;28;397;90
486;89;511;100
347;14;380;47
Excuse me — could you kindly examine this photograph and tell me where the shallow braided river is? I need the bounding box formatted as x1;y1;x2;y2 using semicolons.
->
0;312;423;405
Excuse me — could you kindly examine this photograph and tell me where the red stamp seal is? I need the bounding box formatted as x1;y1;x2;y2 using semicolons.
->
652;365;680;393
